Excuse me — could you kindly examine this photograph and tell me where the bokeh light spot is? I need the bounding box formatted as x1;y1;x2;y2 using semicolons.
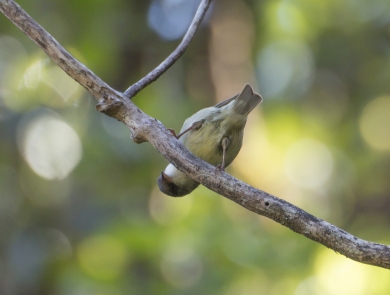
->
21;59;43;89
276;1;306;35
18;113;82;180
148;0;202;40
311;249;380;295
78;235;128;281
285;139;333;189
161;245;203;289
359;96;390;150
42;66;81;102
257;40;314;98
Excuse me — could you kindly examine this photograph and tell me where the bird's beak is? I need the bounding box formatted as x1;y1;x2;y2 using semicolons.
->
161;171;173;182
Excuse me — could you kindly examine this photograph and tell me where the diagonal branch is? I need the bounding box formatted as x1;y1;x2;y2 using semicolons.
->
123;0;212;99
0;0;117;101
1;0;390;269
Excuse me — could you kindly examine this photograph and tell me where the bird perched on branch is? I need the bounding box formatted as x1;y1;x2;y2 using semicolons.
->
158;84;262;197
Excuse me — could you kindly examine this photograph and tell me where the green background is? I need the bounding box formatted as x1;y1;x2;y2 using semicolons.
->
1;0;390;294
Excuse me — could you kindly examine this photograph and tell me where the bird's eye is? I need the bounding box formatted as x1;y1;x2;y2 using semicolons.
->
169;184;174;189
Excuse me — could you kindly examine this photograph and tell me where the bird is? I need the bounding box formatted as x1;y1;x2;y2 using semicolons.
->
157;84;262;197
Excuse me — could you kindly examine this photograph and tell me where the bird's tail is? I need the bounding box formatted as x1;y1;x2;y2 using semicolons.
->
232;84;263;115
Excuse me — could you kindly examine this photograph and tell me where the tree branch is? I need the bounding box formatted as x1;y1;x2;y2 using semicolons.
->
1;0;390;269
123;0;212;99
0;0;117;101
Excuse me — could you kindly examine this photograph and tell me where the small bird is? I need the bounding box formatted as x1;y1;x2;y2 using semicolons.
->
157;84;262;197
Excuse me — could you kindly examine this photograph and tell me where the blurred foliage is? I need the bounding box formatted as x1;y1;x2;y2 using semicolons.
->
1;0;390;294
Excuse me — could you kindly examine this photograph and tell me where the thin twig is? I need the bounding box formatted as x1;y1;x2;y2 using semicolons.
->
1;0;390;269
123;0;212;99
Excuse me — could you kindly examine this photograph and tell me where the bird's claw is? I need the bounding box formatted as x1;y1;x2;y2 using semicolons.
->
216;164;225;171
167;128;178;138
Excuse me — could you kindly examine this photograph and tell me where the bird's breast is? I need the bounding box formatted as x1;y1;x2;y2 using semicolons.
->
181;114;245;167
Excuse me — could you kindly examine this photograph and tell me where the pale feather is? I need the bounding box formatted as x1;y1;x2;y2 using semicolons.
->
162;84;262;192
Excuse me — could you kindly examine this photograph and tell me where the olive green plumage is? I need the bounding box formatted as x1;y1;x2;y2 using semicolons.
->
158;84;262;197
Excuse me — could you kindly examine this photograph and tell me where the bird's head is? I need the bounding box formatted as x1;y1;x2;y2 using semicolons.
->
157;171;196;197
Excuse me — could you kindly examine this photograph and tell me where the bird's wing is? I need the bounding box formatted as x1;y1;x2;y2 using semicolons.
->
214;94;239;108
